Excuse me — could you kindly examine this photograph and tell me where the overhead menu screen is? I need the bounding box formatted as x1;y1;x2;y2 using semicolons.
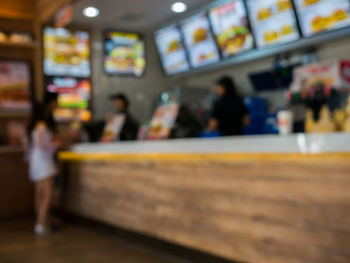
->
180;12;221;68
209;0;254;58
294;0;350;36
246;0;300;47
155;25;190;75
104;31;146;77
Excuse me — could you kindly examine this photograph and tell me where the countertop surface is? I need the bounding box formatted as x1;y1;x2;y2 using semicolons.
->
71;133;350;154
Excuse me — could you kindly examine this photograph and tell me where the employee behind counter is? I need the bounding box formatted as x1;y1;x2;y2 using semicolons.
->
89;76;249;142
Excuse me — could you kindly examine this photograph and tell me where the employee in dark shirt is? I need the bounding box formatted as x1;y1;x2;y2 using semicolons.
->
109;93;139;141
208;76;249;136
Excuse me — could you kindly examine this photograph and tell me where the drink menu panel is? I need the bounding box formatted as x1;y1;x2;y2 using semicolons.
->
180;12;221;68
155;25;190;75
246;0;300;47
294;0;350;36
209;0;254;58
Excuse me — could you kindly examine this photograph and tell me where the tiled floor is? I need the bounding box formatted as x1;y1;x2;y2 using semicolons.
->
0;220;188;263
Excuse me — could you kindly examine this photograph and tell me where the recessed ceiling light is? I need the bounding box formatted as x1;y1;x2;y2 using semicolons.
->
83;6;100;18
171;2;187;13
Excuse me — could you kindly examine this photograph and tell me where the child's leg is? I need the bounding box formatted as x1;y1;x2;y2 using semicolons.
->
37;177;54;226
35;181;44;225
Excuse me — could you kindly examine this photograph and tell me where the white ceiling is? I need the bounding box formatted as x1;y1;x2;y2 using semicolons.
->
72;0;213;31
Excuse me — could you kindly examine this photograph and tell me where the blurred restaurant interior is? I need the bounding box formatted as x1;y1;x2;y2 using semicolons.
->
1;0;350;262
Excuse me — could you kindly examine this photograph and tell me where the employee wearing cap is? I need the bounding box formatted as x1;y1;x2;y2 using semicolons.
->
109;93;139;141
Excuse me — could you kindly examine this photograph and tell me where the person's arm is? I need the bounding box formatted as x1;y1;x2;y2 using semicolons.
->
243;114;250;127
208;118;219;132
208;101;221;132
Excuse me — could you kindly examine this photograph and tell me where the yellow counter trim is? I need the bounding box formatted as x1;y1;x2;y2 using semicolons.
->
59;151;350;162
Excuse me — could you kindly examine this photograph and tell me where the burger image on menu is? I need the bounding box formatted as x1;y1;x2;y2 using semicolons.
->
167;40;181;53
193;28;208;44
277;0;292;12
304;0;320;6
311;16;329;32
109;47;138;70
264;30;280;43
258;7;272;20
331;9;347;22
217;26;250;54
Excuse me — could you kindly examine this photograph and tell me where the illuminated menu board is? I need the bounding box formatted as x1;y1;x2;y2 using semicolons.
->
155;25;191;75
104;31;146;77
46;77;91;122
44;27;91;78
180;12;221;68
246;0;300;47
209;0;254;58
294;0;350;36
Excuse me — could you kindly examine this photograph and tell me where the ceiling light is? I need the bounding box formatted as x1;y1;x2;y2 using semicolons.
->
83;6;100;18
171;2;187;13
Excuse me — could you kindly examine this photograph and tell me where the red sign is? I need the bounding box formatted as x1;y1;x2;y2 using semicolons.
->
55;4;73;28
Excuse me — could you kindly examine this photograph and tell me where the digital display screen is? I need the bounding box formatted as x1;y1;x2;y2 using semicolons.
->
46;77;91;122
294;0;350;36
155;24;191;75
180;12;221;68
246;0;300;47
104;31;146;77
0;61;31;111
44;27;91;78
209;0;254;58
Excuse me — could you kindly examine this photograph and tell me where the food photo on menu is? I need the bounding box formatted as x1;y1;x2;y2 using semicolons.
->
180;12;220;68
44;27;91;78
104;31;146;77
0;61;31;111
155;25;191;75
209;0;254;58
246;0;300;47
294;0;350;36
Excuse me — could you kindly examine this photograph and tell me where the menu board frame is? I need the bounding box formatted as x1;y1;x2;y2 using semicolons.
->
0;59;33;112
154;23;192;76
103;29;147;78
208;0;256;59
179;11;222;69
292;0;350;37
43;27;92;78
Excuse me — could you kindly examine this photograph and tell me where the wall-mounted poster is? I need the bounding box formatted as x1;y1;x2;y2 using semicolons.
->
100;114;126;142
180;12;221;68
0;61;31;111
155;24;191;75
294;0;350;36
209;0;254;58
44;27;91;78
246;0;300;47
104;31;146;77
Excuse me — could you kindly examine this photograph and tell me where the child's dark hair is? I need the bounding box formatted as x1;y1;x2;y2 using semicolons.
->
27;103;46;141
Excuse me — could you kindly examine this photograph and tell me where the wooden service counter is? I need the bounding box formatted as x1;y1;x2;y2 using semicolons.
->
59;133;350;263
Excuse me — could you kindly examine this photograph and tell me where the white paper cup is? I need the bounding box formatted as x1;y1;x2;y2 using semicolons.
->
277;111;294;135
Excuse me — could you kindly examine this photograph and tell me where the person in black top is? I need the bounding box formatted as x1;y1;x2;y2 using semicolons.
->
208;76;249;136
109;93;139;141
